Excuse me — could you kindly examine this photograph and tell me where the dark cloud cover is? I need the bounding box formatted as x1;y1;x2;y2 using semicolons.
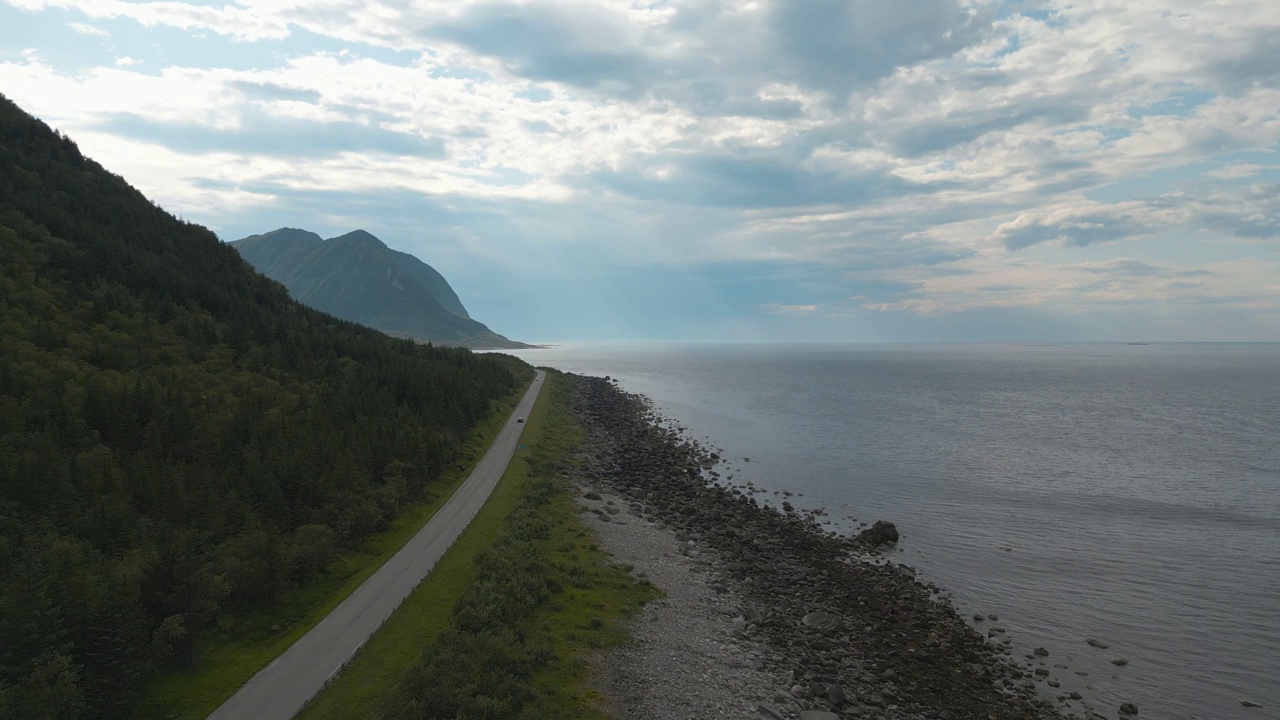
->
767;0;994;96
582;147;931;209
422;2;658;94
1209;29;1280;94
420;0;994;109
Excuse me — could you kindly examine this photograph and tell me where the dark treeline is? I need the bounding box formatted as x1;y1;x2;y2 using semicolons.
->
0;95;530;719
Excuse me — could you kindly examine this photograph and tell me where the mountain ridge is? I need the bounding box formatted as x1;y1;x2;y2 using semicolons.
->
231;228;529;348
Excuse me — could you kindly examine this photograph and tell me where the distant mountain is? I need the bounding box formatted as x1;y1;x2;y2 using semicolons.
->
231;228;528;348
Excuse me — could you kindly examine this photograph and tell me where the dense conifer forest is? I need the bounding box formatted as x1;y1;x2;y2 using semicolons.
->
0;95;531;719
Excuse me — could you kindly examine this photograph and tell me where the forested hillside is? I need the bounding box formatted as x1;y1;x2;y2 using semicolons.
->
0;94;531;719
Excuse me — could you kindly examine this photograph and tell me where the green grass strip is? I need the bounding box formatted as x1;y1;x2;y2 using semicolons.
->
298;371;660;720
132;376;533;720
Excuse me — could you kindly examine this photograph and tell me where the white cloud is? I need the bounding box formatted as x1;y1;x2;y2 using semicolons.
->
67;21;107;36
12;0;291;41
1207;164;1275;179
2;0;1279;334
761;303;819;314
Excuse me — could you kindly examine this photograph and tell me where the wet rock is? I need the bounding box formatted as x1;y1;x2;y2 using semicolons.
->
757;705;786;720
584;490;602;500
1086;638;1109;649
858;520;899;544
1034;647;1049;657
1240;699;1263;708
1119;701;1139;715
1111;658;1129;666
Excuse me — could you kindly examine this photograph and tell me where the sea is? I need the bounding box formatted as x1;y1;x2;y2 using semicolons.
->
505;342;1280;720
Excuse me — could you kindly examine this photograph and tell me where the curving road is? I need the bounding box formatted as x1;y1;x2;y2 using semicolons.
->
207;370;545;720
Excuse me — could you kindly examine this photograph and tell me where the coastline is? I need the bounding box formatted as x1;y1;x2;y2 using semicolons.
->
566;372;1117;720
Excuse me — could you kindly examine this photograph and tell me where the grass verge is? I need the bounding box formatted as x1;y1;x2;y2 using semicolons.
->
132;375;534;720
297;370;660;720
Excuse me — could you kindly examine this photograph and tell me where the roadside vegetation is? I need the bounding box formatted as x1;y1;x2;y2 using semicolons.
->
0;94;531;720
132;385;528;720
299;372;660;720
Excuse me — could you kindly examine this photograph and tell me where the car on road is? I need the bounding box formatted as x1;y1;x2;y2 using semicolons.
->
517;417;524;423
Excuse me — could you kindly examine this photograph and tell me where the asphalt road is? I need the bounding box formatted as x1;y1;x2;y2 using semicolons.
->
207;369;545;720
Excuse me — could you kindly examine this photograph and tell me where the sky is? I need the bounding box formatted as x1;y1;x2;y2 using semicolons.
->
2;0;1278;342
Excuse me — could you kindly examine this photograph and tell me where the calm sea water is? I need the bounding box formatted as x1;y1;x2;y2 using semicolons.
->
506;343;1280;719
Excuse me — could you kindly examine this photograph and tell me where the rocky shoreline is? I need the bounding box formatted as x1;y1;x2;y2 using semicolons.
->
568;373;1121;720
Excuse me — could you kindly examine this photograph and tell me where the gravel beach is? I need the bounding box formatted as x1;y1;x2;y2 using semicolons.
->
567;373;1118;720
581;486;778;719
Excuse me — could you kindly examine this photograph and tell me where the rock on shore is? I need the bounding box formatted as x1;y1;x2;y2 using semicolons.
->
569;374;1074;720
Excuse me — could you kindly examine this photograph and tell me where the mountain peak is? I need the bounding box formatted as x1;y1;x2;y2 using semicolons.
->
231;227;528;348
261;227;323;243
332;229;384;246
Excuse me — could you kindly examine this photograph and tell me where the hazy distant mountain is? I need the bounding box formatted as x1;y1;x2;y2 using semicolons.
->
231;228;528;348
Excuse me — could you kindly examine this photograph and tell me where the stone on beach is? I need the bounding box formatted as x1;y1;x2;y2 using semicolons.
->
801;611;841;632
858;520;899;544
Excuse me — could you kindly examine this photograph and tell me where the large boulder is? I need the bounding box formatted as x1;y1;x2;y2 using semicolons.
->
859;520;900;544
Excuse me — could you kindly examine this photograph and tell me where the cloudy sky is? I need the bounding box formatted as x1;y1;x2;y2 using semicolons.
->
3;0;1278;342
